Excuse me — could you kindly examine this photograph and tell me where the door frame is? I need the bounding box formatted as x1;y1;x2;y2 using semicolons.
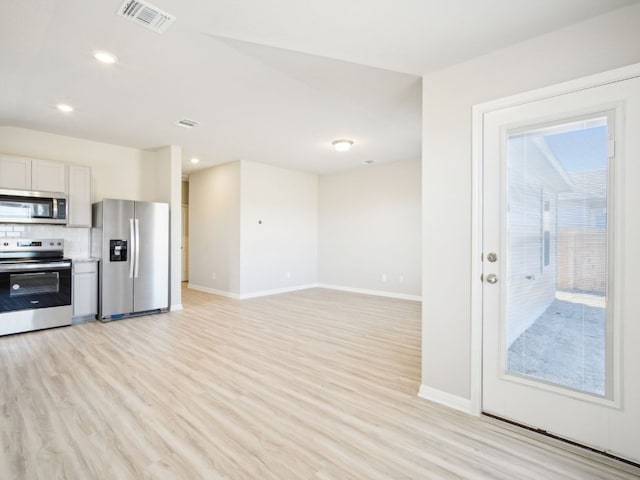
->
469;62;640;416
181;204;189;282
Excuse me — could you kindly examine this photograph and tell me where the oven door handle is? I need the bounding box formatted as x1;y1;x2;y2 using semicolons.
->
0;261;71;272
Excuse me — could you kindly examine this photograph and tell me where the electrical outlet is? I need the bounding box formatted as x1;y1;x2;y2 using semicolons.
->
212;273;216;280
399;275;405;283
381;273;387;282
286;271;291;279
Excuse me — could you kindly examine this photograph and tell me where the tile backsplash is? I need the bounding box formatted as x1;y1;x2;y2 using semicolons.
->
0;224;91;258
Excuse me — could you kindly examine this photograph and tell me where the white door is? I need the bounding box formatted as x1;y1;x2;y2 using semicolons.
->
482;73;640;463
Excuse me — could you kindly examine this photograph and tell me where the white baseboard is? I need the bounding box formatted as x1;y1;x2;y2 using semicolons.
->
418;384;472;414
316;283;421;302
187;283;319;300
170;304;183;311
188;282;422;302
187;284;242;299
238;284;320;300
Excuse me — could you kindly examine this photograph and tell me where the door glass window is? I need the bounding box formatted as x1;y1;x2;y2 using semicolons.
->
10;272;60;296
0;197;52;218
505;114;610;397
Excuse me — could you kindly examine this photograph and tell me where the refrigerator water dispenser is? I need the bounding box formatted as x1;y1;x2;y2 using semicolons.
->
109;239;128;262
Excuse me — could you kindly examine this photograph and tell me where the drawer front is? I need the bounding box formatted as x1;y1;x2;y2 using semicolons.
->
73;261;97;274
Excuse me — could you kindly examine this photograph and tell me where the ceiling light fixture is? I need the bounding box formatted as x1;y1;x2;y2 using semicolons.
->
332;139;353;152
56;104;74;113
93;50;118;64
190;158;200;164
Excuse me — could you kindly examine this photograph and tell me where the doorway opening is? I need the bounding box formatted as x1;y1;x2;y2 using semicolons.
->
182;179;189;282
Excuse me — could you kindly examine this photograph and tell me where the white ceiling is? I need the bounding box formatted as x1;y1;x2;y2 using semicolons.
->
0;0;637;175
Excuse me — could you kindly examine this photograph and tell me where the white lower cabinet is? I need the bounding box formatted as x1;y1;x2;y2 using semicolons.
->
72;260;98;322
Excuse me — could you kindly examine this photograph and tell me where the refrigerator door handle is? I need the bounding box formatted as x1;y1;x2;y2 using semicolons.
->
134;218;140;278
129;218;135;278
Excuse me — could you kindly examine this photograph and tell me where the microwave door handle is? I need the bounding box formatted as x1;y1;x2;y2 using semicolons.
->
134;218;140;278
129;218;135;279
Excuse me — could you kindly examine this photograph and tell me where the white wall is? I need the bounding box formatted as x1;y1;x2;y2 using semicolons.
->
155;145;183;310
0;127;157;202
188;160;318;297
240;160;318;295
188;161;241;294
421;4;640;402
319;160;421;297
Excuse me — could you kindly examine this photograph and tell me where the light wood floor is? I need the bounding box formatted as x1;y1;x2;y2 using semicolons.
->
0;287;637;479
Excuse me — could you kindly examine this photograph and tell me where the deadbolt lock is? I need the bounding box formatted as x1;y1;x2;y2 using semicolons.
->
487;252;498;263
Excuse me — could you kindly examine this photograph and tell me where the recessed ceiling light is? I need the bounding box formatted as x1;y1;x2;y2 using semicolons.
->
93;50;118;64
56;104;74;113
362;160;375;165
190;158;200;164
332;139;353;152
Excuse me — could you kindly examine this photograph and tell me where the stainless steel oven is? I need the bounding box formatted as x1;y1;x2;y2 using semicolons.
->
0;239;72;336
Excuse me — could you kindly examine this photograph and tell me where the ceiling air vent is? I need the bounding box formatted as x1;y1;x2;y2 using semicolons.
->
176;119;199;128
116;0;176;34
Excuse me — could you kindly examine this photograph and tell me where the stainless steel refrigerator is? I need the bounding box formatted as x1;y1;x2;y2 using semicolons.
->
92;199;169;321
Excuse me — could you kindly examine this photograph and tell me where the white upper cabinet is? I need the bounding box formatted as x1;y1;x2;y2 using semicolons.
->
0;155;67;193
67;165;92;227
0;154;91;227
0;155;31;190
1;155;91;226
31;159;67;193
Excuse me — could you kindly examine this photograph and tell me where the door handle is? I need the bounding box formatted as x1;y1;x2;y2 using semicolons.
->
129;218;135;279
486;274;498;284
134;219;140;278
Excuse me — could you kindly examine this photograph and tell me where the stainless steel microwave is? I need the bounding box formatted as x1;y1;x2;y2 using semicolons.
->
0;189;67;224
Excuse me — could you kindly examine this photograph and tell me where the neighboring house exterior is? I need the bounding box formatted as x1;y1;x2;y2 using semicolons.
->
506;134;572;346
507;130;608;347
